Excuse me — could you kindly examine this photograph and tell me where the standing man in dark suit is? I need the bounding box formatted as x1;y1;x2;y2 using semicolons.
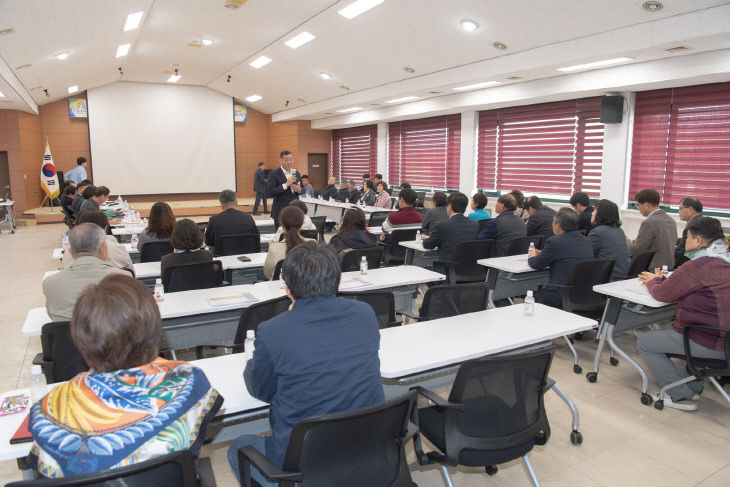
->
205;189;259;255
267;150;302;228
252;161;268;215
422;192;478;262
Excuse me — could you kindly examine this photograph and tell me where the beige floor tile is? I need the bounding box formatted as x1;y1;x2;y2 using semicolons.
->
696;464;730;487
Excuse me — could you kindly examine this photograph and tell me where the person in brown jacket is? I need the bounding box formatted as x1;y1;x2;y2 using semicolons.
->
627;188;677;270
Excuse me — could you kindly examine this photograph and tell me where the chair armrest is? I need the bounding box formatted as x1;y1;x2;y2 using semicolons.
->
197;456;217;487
410;386;464;411
400;311;425;323
32;353;45;366
237;446;303;486
682;324;728;376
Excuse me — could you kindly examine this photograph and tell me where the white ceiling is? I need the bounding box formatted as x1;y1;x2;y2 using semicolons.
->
1;0;729;125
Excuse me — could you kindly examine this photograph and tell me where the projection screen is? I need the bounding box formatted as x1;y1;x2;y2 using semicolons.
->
87;82;236;195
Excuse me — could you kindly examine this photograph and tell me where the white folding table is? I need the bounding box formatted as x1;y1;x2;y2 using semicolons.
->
0;200;17;234
477;254;550;308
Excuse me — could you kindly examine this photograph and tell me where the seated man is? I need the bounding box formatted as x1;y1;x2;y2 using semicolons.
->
379;188;422;242
478;193;526;256
70;179;91;214
321;176;338;201
637;216;730;411
421;191;448;235
525;195;556;237
527;207;594;308
422;192;478;262
300;174;314;197
227;243;384;486
43;223;129;321
205;189;259;254
346;180;362;204
62;209;135;276
674;196;703;268
570;191;594;232
335;180;350;202
627;188;678;270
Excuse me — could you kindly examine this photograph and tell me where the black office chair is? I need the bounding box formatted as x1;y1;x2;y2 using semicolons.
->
404;282;488;322
415;191;426;208
434;239;493;284
7;449;214;487
338;290;401;328
477;218;490;233
506;236;546;256
412;348;554;487
236;392;417;487
309;215;326;241
300;229;318;240
216;234;261;256
162;260;225;293
32;321;88;383
60;205;75;228
368;211;390;227
613;251;655;280
272;259;284;280
339;247;383;272
140;241;174;262
379;229;417;266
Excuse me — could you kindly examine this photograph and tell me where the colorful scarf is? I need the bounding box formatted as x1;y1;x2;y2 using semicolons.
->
685;239;730;264
29;358;220;478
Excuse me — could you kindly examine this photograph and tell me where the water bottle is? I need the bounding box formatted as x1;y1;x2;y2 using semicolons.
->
154;278;164;302
61;232;70;251
661;265;669;276
528;241;536;254
131;233;139;249
244;330;256;361
117;195;122;204
123;200;129;211
30;365;47;403
524;290;535;316
360;256;368;275
416;230;421;243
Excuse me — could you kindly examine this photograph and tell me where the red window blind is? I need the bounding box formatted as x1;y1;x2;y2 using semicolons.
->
476;97;604;198
330;125;377;182
388;114;461;189
629;82;730;210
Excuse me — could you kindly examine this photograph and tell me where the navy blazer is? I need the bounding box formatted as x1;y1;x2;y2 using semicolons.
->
254;168;266;193
478;210;526;257
422;213;479;261
527;230;594;307
267;167;302;221
244;295;384;468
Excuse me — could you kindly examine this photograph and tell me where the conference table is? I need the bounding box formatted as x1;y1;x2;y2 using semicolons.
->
399;239;439;267
301;197;395;226
477;254;551;308
112;219;277;242
0;200;16;234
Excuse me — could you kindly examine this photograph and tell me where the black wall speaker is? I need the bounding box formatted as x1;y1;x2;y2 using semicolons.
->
600;95;624;124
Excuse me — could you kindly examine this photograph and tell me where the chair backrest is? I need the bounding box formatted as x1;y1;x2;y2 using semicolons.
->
626;251;655;276
39;321;89;383
232;295;292;353
477;218;490;232
216;234;261;256
279;392;417;487
309;216;326;241
300;229;318;240
451;240;493;280
442;348;554;465
162;260;224;292
506;236;545;256
339;247;383;272
337;290;398;328
419;283;488;320
562;259;616;312
272;259;284;280
196;221;208;234
139;241;174;263
6;449;197;487
368;211;390;227
415;191;426;208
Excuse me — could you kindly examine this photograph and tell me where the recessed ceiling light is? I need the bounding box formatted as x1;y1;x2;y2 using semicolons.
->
167;70;181;83
285;31;315;49
642;1;663;12
556;57;633;72
492;41;508;50
337;106;362;113
0;27;15;36
225;0;247;8
245;94;262;102
202;38;213;46
116;43;130;58
249;55;272;69
385;96;420;103
338;0;384;19
453;81;501;91
320;72;332;80
340;85;351;90
0;91;5;98
54;51;69;60
124;11;144;32
67;85;78;94
461;20;478;31
403;67;415;73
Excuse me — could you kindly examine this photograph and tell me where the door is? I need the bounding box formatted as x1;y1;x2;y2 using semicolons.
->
0;152;9;199
307;153;328;192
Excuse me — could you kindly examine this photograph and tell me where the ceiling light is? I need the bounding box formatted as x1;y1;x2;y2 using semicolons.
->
0;91;5;98
167;69;181;83
338;0;384;19
245;94;262;102
385;96;420;103
285;31;315;49
0;28;15;36
249;55;272;69
403;67;415;73
337;107;362;113
123;11;144;31
453;81;501;91
320;72;332;80
461;20;478;31
15;64;31;70
115;43;130;58
54;51;69;60
492;41;508;50
202;38;213;46
557;57;633;72
67;85;78;94
225;0;247;8
642;1;663;12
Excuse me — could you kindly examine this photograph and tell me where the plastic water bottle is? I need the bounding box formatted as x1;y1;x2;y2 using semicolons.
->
123;200;129;211
416;230;421;242
661;265;669;276
528;241;536;254
61;232;70;251
154;278;164;302
244;330;256;361
30;365;47;403
360;256;368;275
524;290;535;316
117;195;122;204
131;233;139;249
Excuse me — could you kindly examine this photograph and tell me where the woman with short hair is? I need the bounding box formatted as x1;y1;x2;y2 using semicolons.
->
374;181;392;208
467;192;491;221
160;218;214;276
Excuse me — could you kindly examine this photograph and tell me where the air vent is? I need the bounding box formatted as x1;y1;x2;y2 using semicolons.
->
664;45;691;53
0;27;15;36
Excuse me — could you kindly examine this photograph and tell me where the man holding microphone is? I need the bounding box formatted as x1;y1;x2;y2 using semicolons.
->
266;150;302;227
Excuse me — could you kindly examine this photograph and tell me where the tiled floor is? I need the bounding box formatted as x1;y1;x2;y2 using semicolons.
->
1;222;729;486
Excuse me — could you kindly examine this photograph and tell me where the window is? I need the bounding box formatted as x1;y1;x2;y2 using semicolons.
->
629;82;730;211
331;125;377;182
476;97;604;198
388;114;461;189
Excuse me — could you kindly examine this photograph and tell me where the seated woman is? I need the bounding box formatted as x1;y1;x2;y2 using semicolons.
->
467;192;491;221
264;206;314;279
28;274;222;478
510;189;529;222
359;180;377;206
588;199;630;278
637;216;730;411
138;201;175;249
374;181;392;208
329;207;377;253
273;199;316;241
160;218;214;276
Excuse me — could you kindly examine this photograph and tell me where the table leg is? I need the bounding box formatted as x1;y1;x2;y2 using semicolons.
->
587;297;622;383
404;248;414;266
548;380;583;445
485;267;498;309
605;322;652;404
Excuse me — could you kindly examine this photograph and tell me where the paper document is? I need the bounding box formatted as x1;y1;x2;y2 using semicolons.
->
206;292;258;307
339;278;371;290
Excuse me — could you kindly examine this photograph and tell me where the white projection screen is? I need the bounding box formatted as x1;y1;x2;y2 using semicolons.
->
87;82;236;195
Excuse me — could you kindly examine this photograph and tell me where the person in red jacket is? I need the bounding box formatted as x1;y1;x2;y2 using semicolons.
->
637;216;730;411
379;188;422;242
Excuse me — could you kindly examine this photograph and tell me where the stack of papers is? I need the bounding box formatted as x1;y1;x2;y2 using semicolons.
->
206;292;258;307
339;278;370;290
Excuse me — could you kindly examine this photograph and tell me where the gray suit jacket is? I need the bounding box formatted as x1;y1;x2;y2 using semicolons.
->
628;209;678;270
422;213;479;261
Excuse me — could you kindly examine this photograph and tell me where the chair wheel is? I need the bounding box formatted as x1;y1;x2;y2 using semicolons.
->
586;372;598;383
570;430;583;445
573;364;582;374
610;357;619;366
654;400;664;410
485;465;498;476
640;392;653;406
